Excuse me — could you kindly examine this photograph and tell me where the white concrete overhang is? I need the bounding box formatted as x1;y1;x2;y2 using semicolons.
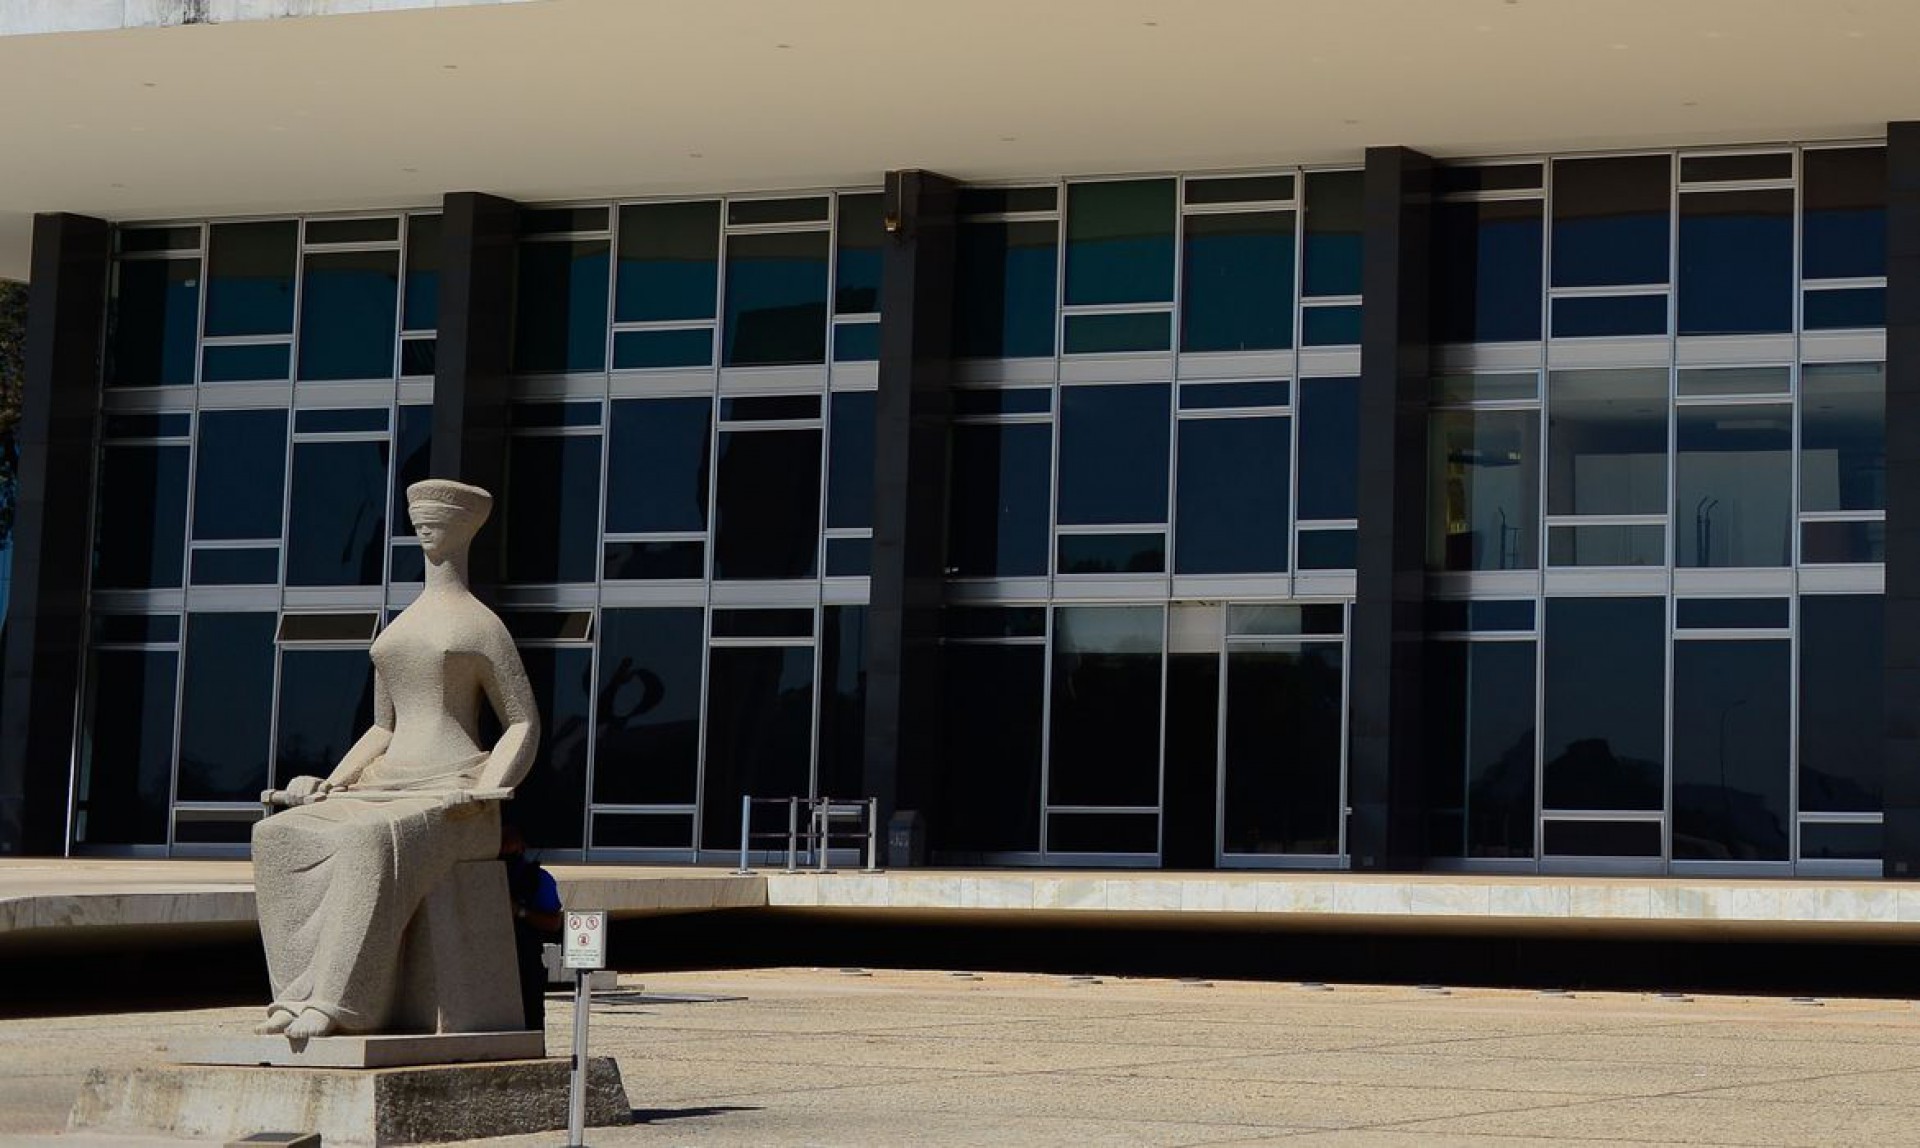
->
1;0;1918;278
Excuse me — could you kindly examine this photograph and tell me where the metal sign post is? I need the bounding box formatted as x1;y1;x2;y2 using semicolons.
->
562;910;607;1148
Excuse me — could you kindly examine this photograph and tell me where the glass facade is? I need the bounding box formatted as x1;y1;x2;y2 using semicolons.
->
67;141;1888;876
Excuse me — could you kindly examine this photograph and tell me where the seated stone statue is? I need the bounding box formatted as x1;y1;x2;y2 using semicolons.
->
251;479;539;1040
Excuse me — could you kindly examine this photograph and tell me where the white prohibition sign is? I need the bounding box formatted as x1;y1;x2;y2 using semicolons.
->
564;910;607;970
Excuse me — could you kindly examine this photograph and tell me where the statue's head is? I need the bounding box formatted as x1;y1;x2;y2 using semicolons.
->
405;479;492;565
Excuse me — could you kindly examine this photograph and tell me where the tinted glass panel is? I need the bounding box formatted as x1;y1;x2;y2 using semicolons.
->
835;193;883;314
1803;147;1886;280
701;645;815;849
727;198;828;226
606;398;711;534
957;186;1057;215
1801;520;1884;564
723;230;829;366
299;249;399;380
390;542;425;582
108;257;199;386
1049;607;1163;807
1433;372;1538;404
1162;648;1220;868
1066;179;1176;306
615;200;720;323
279;613;378;642
1176;417;1289;574
1303;170;1364;297
1675;598;1788;629
274;648;374;786
94;615;182;644
392;405;433;537
1185;174;1293;205
592;814;691;849
178;612;275;801
521;206;608;234
1550;155;1671;288
400;337;436;377
190;546;280;585
194;409;287;540
201;342;290;383
1297;528;1357;569
954;388;1051;417
205;220;297;337
1429;408;1540;571
514;239;610;373
1057;385;1170;525
1678;189;1793;335
1680;153;1791;183
1224;640;1344;855
711;608;813;638
818;605;867;797
103;413;191;439
604;540;704;580
1181;211;1294;352
612;328;713;369
1179;380;1289;410
1434;199;1543;343
1550;294;1668;338
1676;404;1792;567
827;391;875;530
955;220;1057;358
1804;287;1886;330
1547;523;1665;567
948;423;1051;577
1546;368;1667;516
1298;378;1359;521
713;429;821;579
511;401;601;429
403;214;441;330
823;536;870;577
1677;365;1789;397
1301;305;1363;345
595;608;703;804
1062;311;1171;354
120;226;200;253
1057;532;1165;574
938;644;1044;854
945;607;1047;640
1800;595;1883;812
1426;640;1536;859
503;434;601;583
832;321;879;362
1436;164;1543;194
1800;822;1880;861
95;444;188;589
1801;363;1884;513
77;649;176;845
1543;820;1662;857
512;646;590;849
1048;813;1158;854
1673;639;1790;861
720;395;818;421
287;440;388;586
1543;598;1664;811
295;408;387;435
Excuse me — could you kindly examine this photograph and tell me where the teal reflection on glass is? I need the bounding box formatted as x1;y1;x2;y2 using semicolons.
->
202;342;290;383
1302;305;1362;346
723;230;829;366
1678;189;1793;335
514;239;610;373
1180;211;1293;352
205;220;297;337
835;193;883;314
832;321;879;362
1297;528;1357;570
1303;170;1363;297
1802;147;1886;281
956;220;1057;358
1175;417;1289;574
1058;384;1170;525
1062;311;1171;354
616;201;720;323
287;439;390;586
1065;179;1176;306
607;398;711;534
109;257;200;387
194;409;287;540
299;249;399;381
612;327;713;370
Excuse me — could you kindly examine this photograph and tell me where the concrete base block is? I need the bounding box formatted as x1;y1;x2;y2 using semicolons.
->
70;1057;628;1146
171;1030;546;1069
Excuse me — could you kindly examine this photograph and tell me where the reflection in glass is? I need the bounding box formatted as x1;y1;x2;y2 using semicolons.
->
603;540;704;580
1546;369;1667;516
1223;640;1344;855
616;201;720;323
612;328;712;369
938;644;1044;854
1802;147;1886;280
595;609;703;805
1672;639;1789;861
1302;305;1363;345
1426;640;1536;858
1800;595;1883;812
1433;372;1538;404
1550;155;1671;288
1057;385;1170;526
1175;417;1289;574
77;650;176;845
298;249;399;380
403;214;441;330
701;645;815;849
1547;523;1665;567
1677;366;1790;397
201;343;290;383
108;258;199;386
1543;598;1664;811
818;606;867;798
827;391;875;530
948;423;1051;577
514;239;610;373
713;429;821;579
1048;813;1158;854
190;547;280;585
1676;404;1791;567
205;220;297;337
1433;199;1543;343
287;440;389;586
178;612;275;801
392;405;433;537
1065;179;1176;305
1543;820;1661;857
513;647;591;849
1550;294;1667;338
1801;520;1884;564
607;399;711;533
835;194;883;314
1062;311;1171;355
1049;607;1163;808
1298;378;1359;520
194;410;287;540
94;444;188;589
1799;822;1880;861
1801;363;1884;513
723;230;829;366
1678;189;1793;335
955;220;1057;358
1057;532;1165;574
503;434;602;584
1181;211;1294;352
1303;171;1363;297
1429;409;1539;571
275;649;374;787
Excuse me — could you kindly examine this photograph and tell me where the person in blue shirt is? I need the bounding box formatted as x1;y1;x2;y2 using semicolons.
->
500;820;563;1030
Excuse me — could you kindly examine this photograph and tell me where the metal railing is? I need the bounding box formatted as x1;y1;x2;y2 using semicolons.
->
735;795;881;874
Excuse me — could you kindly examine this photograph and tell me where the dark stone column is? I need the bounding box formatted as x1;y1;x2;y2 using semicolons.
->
430;192;519;595
0;213;111;855
1883;123;1920;876
863;170;959;856
1348;147;1433;872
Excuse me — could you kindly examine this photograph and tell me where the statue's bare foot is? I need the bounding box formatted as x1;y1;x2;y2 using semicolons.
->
255;1007;296;1035
283;1008;335;1039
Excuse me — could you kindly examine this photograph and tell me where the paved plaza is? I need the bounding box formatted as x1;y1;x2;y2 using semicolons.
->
6;967;1920;1145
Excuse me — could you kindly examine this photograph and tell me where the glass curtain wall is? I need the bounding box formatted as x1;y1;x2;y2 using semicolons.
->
1427;142;1887;874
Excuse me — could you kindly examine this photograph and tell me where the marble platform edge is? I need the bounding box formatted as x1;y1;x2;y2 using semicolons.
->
171;1029;547;1068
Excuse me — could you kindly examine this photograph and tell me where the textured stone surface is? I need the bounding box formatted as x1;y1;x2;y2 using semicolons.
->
68;1057;626;1146
171;1030;545;1068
